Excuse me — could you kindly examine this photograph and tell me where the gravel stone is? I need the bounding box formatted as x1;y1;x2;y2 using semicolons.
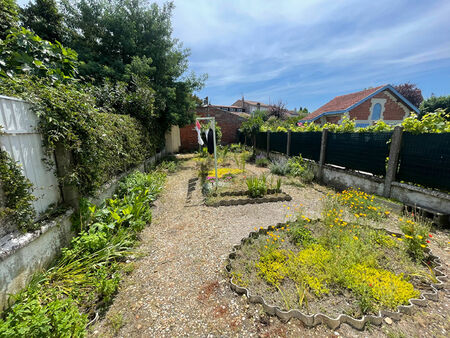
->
90;156;450;337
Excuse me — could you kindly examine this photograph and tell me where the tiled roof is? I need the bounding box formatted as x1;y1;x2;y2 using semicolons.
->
232;99;270;108
303;85;387;121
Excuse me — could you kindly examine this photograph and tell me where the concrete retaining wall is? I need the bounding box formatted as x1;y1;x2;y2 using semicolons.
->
0;210;73;311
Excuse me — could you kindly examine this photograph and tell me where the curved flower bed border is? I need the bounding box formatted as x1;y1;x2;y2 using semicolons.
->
226;222;447;330
206;192;292;207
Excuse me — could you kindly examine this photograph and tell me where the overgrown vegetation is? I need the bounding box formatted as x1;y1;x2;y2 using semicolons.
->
1;76;154;195
269;155;315;183
0;170;166;336
0;148;36;232
232;191;434;317
243;110;450;134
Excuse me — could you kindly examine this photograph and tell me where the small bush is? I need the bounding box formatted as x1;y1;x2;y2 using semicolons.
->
255;154;270;167
270;158;290;176
288;155;315;183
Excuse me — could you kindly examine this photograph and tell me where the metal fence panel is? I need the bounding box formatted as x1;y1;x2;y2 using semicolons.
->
255;132;267;150
397;132;450;191
325;132;392;176
290;132;322;161
237;130;245;144
269;132;287;154
245;133;253;146
0;96;61;215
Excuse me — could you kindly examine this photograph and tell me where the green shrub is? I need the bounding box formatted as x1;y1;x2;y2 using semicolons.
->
287;155;314;182
269;158;290;176
246;175;268;198
255;155;270;167
290;223;316;247
0;148;36;232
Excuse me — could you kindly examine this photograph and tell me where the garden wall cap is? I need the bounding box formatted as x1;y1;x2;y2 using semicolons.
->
226;222;447;330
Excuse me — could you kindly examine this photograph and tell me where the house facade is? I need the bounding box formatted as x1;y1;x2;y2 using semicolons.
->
232;98;271;115
301;85;419;127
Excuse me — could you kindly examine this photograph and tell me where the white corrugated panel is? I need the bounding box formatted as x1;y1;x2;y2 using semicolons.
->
0;96;61;216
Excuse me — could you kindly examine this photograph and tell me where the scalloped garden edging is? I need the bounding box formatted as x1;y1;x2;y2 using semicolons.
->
205;190;292;207
226;222;447;330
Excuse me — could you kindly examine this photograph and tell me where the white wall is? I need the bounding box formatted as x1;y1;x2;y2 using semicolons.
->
0;96;61;216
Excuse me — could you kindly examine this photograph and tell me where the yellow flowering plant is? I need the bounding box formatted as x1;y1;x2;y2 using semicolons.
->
399;217;431;262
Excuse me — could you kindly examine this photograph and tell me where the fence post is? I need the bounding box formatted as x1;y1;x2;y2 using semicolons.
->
54;143;81;210
318;128;328;181
266;131;270;157
287;130;291;156
383;126;403;198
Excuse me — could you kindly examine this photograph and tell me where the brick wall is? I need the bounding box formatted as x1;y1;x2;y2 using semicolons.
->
349;89;410;121
325;115;341;123
179;106;247;151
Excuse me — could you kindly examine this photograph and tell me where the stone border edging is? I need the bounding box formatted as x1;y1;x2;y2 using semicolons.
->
226;222;447;330
206;192;292;207
211;189;281;197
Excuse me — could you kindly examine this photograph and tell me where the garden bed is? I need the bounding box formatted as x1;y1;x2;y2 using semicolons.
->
205;190;292;207
226;189;447;330
227;222;446;330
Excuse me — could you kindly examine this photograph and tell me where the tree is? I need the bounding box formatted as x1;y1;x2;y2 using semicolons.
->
0;0;20;39
0;27;79;81
268;100;288;119
419;95;450;120
21;0;66;43
60;0;204;130
394;82;423;108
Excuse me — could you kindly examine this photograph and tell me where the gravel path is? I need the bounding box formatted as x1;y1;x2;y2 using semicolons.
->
91;157;449;337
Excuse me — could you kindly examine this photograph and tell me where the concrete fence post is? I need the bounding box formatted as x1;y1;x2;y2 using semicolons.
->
318;128;329;181
266;131;270;157
287;130;291;156
383;126;404;198
54;143;80;210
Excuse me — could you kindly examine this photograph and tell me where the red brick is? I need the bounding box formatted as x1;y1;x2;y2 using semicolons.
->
179;106;247;151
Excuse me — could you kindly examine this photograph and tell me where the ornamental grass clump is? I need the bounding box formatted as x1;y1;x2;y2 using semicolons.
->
246;174;268;198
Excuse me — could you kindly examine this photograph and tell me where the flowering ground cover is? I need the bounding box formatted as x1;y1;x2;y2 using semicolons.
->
229;189;438;319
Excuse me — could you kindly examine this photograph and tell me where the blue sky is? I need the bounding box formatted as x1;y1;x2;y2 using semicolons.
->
18;0;450;111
